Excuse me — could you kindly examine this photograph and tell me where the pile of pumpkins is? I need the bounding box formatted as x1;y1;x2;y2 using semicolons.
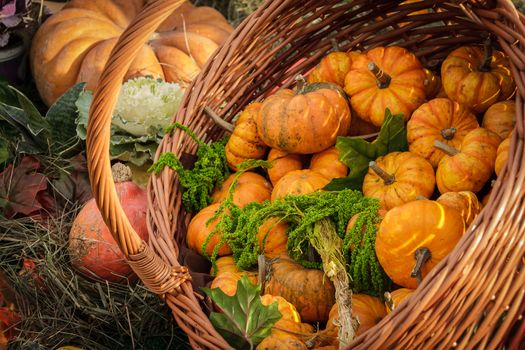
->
189;41;515;348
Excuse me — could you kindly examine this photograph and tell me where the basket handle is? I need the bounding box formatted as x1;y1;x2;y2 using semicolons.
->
86;0;191;293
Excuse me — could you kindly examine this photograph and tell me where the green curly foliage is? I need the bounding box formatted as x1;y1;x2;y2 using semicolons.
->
148;123;230;213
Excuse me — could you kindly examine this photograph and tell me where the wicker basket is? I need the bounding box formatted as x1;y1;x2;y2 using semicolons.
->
86;0;525;349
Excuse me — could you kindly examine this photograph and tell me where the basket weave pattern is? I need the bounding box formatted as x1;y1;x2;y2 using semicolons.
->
87;0;525;349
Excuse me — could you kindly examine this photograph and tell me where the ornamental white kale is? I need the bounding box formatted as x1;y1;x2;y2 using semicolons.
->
113;77;183;136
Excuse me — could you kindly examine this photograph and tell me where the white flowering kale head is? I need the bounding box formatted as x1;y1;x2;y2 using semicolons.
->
113;76;183;136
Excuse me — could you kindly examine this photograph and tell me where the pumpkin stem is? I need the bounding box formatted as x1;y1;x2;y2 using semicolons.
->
203;106;234;133
368;62;391;89
384;291;395;312
433;140;460;156
410;247;432;285
441;127;457;140
331;38;341;52
295;74;307;93
479;37;493;72
257;254;267;294
369;161;395;185
111;163;133;183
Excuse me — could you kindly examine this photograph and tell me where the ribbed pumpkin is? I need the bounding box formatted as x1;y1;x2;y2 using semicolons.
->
257;84;351;154
385;288;414;313
211;172;272;207
310;147;348;181
436;191;482;227
210;271;258;297
31;0;233;106
210;256;238;276
258;332;307;350
407;98;479;167
363;152;435;210
482;101;515;140
495;134;511;177
307;51;360;87
257;218;288;258
441;43;515;113
264;256;336;323
267;149;303;186
344;46;426;126
260;294;315;336
186;203;232;257
435;128;501;193
376;200;465;289
271;170;330;202
225;103;267;170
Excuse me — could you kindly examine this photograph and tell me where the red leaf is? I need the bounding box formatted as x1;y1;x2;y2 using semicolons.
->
0;306;20;349
0;156;49;218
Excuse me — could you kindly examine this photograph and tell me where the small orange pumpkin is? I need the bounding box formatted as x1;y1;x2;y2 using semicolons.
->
495;134;511;177
210;256;238;276
257;83;351;154
363;152;435;210
344;46;426;126
482;101;515;140
210;271;258;297
225;103;267;170
211;172;272;207
385;288;414;313
436;191;482;226
186;203;232;257
441;42;515;113
307;51;360;87
258;332;308;350
271;170;330;202
376;200;465;289
257;218;288;258
267;149;304;186
435;128;501;193
407;98;479;167
310;147;348;181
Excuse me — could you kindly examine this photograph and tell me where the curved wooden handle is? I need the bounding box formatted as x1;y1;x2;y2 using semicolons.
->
86;0;187;257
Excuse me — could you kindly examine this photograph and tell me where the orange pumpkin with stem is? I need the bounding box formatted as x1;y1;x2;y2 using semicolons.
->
441;40;516;113
271;170;330;201
211;172;272;207
376;200;465;289
257;80;351;154
267;149;303;186
310;147;348;181
407;98;479;168
384;288;414;313
482;101;515;140
495;134;511;177
434;128;501;193
436;191;482;226
344;46;426;127
363;152;435;210
224;103;267;170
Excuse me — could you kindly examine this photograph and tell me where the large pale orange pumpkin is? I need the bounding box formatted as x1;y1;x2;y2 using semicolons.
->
482;101;516;140
407;98;479;167
363;152;435;210
271;170;330;201
267;149;304;186
376;200;465;289
441;43;515;113
435;128;501;193
436;191;482;226
307;51;361;87
264;256;336;323
310;147;348;181
186;203;232;257
257;84;351;154
31;0;233;106
211;172;272;207
225;103;267;170
344;46;426;126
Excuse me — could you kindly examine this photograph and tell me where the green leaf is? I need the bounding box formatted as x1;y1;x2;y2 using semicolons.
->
325;109;408;191
75;90;92;140
9;86;48;137
0;136;9;165
0;79;19;106
202;275;282;350
0;103;47;153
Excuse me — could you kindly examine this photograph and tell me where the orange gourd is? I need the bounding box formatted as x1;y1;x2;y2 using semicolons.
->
376;200;465;289
310;147;348;181
264;256;336;323
435;128;501;193
210;256;238;276
441;42;515;113
30;0;233;106
210;271;258;297
258;332;307;350
482;101;515;140
211;172;272;207
257;218;288;258
385;288;414;313
267;149;303;186
407;98;479;167
186;203;232;257
436;191;482;226
363;152;435;210
257;83;351;154
307;51;360;87
260;294;315;336
271;170;330;202
495;134;511;177
344;46;426;126
225;103;267;170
